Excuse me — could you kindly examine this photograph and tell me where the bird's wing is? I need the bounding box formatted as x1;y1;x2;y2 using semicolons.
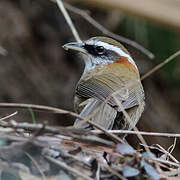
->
76;73;144;111
74;98;117;129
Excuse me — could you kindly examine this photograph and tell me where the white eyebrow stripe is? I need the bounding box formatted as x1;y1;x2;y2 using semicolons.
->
95;41;138;70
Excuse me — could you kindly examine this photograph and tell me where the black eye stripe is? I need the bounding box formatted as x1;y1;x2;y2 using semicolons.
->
83;43;119;61
83;44;95;54
83;44;105;56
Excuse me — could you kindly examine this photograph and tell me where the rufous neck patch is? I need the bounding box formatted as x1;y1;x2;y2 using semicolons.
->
114;56;138;72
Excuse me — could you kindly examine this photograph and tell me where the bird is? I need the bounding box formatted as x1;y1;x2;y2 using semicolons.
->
63;36;145;132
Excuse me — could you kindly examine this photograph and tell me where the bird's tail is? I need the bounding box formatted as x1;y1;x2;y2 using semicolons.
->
74;98;117;129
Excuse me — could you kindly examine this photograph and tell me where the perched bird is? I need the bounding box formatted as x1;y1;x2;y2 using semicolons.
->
63;37;145;131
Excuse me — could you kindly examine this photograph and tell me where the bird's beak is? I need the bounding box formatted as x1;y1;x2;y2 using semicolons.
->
62;42;87;54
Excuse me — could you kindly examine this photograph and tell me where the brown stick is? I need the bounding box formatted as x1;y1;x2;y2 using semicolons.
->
0;103;124;144
56;0;81;42
64;2;154;59
92;129;180;138
141;50;180;80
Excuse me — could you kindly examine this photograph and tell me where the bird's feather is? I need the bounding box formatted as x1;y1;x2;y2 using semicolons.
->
76;72;144;112
74;98;117;129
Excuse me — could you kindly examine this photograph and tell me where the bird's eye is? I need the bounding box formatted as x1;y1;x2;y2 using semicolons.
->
95;46;104;54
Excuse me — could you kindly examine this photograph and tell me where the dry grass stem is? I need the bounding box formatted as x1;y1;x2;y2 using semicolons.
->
140;143;179;164
103;164;128;180
56;0;81;42
25;152;47;180
169;138;177;155
167;138;177;162
150;157;180;168
0;103;124;144
113;96;151;154
155;144;179;163
92;130;180;138
141;50;180;80
46;156;94;180
92;152;128;180
0;111;18;122
63;2;154;59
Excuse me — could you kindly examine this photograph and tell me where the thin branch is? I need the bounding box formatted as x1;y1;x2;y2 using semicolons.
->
63;2;154;59
0;103;69;114
46;156;94;180
0;121;87;135
150;157;180;168
96;163;100;180
56;0;81;42
103;164;128;180
140;143;179;164
113;96;151;154
0;103;124;144
92;151;128;180
169;138;177;154
92;129;180;138
2;104;180;141
25;152;47;180
141;50;180;80
168;138;177;161
0;111;18;122
155;144;179;163
0;121;115;147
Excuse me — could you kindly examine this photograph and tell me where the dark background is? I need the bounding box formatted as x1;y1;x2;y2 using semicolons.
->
0;0;180;158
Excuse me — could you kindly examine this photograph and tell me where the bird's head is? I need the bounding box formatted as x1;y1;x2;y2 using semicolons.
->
63;36;138;72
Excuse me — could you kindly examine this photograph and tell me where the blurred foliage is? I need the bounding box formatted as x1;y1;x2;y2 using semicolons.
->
120;16;180;85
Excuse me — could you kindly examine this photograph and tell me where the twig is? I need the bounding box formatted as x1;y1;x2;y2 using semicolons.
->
113;96;151;154
46;156;94;180
92;151;128;180
56;0;81;42
92;129;180;138
155;144;179;163
140;143;179;164
0;103;124;144
0;111;18;122
169;138;177;155
2;104;180;143
96;163;100;180
103;164;127;180
0;121;116;147
63;2;154;59
150;157;180;168
141;50;180;80
0;121;87;135
167;138;177;162
0;103;70;114
25;152;47;180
